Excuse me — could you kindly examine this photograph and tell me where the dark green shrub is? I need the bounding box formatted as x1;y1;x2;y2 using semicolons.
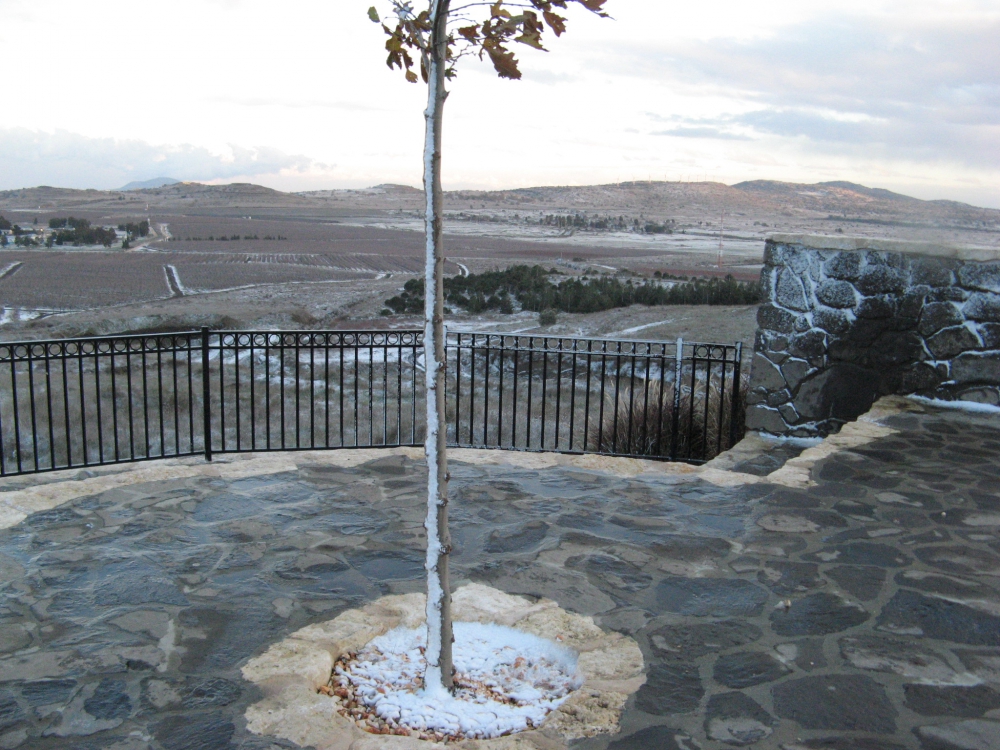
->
538;309;557;326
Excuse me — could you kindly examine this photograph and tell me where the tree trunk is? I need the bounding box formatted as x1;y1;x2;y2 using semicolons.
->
422;0;453;694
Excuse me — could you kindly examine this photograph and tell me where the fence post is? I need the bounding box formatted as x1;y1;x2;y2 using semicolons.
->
670;337;683;461
201;327;212;462
729;342;743;449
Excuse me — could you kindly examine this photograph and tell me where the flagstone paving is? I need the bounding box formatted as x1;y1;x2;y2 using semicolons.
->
0;401;998;749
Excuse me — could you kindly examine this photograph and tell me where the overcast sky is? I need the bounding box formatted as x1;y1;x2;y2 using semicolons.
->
1;0;998;207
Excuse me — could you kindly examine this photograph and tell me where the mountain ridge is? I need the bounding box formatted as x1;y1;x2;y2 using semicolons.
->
120;177;181;191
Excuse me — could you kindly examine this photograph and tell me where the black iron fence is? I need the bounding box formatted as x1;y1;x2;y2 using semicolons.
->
0;328;744;477
447;333;744;462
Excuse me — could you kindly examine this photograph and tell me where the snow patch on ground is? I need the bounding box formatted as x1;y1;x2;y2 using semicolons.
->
908;395;1000;415
335;621;582;739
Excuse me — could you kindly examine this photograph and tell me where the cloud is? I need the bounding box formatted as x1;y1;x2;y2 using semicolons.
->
619;11;1000;169
0;129;316;190
652;125;753;141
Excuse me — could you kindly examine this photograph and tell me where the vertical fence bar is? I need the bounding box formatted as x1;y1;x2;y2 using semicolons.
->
27;345;39;471
411;335;417;446
670;337;683;461
78;344;88;466
596;341;607;453
96;344;106;464
582;340;593;452
482;336;490;446
687;346;698;461
219;334;226;454
280;336;287;450
13;353;24;472
110;344;120;462
383;336;388;446
340;338;346;447
295;335;301;449
141;343;150;459
187;337;194;455
250;335;257;451
235;334;242;452
568;339;578;452
729;344;743;450
367;340;374;446
540;338;549;450
554;339;563;450
656;343;667;457
265;335;272;451
610;341;622;454
0;351;6;476
311;335;317;449
526;339;534;449
354;344;361;448
61;347;71;467
640;343;652;456
716;351;728;456
396;337;403;446
626;342;636;455
125;344;134;460
702;350;712;460
469;334;476;446
497;336;505;449
157;342;165;456
454;333;462;445
44;345;55;469
511;337;519;448
202;327;212;461
172;341;180;456
325;336;331;448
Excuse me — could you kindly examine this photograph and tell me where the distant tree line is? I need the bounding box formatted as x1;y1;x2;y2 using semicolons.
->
535;213;675;234
453;212;676;234
116;220;150;249
49;217;93;230
47;217;116;247
383;265;762;316
169;234;287;241
117;220;150;238
1;217;42;246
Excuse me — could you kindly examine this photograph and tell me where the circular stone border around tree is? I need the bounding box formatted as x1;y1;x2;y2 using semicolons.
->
241;584;645;749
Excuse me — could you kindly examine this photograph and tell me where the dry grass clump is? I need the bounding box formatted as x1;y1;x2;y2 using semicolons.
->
588;372;748;461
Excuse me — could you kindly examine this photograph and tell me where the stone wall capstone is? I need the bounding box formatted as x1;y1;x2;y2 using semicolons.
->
747;235;1000;437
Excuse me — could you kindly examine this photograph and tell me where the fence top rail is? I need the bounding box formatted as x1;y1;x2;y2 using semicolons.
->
0;330;202;348
448;332;743;358
0;331;203;361
0;328;740;361
211;330;425;348
213;329;424;336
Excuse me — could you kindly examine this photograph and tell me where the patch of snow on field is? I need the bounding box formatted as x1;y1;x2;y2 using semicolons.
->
0;307;51;327
336;622;581;739
612;319;675;336
908;395;1000;415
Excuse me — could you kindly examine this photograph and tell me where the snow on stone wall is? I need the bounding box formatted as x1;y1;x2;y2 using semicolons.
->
747;235;1000;437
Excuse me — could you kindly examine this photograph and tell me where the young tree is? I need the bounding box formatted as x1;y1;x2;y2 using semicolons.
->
368;0;608;693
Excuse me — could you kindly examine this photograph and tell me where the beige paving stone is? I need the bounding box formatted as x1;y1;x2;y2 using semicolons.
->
242;584;645;749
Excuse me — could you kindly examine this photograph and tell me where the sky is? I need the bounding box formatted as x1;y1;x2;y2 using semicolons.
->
1;0;998;207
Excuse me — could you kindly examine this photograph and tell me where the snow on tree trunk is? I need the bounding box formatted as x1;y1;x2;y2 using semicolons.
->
422;0;453;694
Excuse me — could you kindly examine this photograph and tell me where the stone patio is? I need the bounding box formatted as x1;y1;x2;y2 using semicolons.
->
0;398;998;749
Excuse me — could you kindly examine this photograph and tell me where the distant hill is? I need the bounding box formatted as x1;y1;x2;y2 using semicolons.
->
120;177;181;191
0;179;996;245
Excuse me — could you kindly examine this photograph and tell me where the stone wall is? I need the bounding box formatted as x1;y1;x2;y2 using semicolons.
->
746;235;1000;437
